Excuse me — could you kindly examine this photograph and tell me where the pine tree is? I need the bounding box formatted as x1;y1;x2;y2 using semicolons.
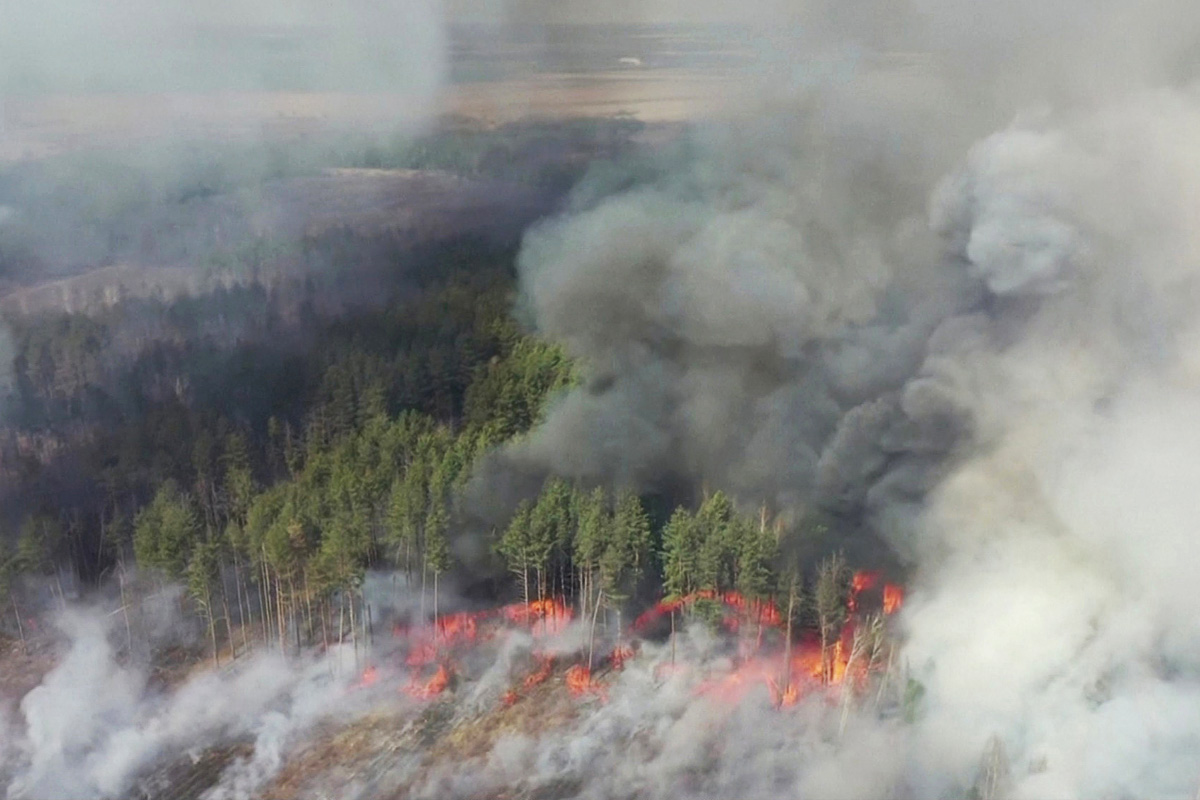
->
661;506;700;600
602;490;651;639
134;482;200;578
696;491;735;592
498;500;534;605
425;500;451;626
187;537;223;665
814;551;849;684
573;486;608;619
735;516;775;604
223;432;255;527
529;478;572;601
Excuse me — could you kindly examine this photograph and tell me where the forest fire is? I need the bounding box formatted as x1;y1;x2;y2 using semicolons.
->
370;572;901;713
405;663;452;699
883;584;904;615
633;590;781;634
565;664;605;699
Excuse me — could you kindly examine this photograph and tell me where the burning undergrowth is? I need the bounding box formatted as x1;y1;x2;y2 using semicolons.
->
0;566;906;800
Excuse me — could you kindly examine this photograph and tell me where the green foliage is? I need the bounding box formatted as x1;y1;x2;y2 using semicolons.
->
16;515;62;575
735;516;776;603
601;490;652;600
573;487;609;571
903;678;927;724
661;506;701;600
133;482;200;577
186;537;222;611
690;597;726;632
424;502;451;577
498;500;535;599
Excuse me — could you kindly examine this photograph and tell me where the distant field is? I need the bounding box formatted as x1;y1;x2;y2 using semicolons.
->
0;24;767;162
0;73;742;162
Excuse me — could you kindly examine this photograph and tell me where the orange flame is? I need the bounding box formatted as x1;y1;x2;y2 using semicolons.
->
405;663;452;700
355;665;379;689
633;590;780;633
883;584;904;615
848;570;880;611
523;655;555;689
609;645;635;670
501;598;574;637
565;664;605;699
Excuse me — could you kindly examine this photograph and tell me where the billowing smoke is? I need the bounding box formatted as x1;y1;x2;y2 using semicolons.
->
0;604;394;800
462;0;1200;796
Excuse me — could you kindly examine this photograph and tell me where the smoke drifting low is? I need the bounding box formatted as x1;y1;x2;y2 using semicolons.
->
463;0;1200;796
0;573;451;800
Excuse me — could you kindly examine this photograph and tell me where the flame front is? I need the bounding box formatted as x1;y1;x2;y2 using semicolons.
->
369;580;899;712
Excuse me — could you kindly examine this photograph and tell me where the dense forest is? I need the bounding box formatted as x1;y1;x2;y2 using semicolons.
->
0;118;871;666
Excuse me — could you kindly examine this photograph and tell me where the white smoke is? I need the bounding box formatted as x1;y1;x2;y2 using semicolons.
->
1;607;390;800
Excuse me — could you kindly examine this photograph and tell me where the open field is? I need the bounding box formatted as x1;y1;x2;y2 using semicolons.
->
0;72;743;163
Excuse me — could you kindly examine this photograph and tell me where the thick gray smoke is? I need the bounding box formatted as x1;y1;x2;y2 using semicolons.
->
463;0;1200;797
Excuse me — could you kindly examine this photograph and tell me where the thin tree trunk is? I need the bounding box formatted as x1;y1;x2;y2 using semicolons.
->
348;588;358;667
321;596;330;653
304;571;315;648
276;569;287;655
784;579;797;695
11;593;24;651
432;571;439;641
587;590;604;671
365;595;373;652
670;609;676;666
208;606;219;667
338;595;345;649
420;562;427;627
259;557;273;644
233;555;249;655
221;585;234;661
118;569;132;655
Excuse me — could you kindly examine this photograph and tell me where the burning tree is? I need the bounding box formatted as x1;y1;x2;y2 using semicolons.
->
813;551;850;685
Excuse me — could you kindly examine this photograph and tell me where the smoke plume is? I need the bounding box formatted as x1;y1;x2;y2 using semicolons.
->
461;0;1200;796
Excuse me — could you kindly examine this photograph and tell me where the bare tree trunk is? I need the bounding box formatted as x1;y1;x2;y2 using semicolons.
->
587;590;604;671
118;568;132;655
275;570;287;655
11;593;25;651
338;595;345;649
783;578;797;695
303;571;315;648
420;562;427;627
365;595;373;653
348;588;358;667
320;596;330;653
208;601;219;667
221;587;234;661
232;553;250;654
259;558;273;644
670;608;676;666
